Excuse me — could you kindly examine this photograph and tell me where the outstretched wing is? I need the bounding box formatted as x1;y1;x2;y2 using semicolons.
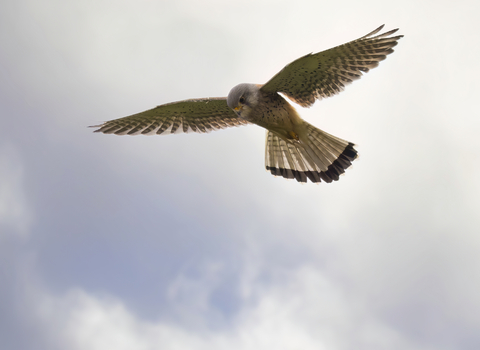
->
260;25;403;107
92;97;250;135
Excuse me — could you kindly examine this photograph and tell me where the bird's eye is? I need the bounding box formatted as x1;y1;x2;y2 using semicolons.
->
239;96;246;104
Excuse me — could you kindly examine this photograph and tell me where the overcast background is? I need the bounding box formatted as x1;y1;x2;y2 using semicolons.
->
1;0;479;349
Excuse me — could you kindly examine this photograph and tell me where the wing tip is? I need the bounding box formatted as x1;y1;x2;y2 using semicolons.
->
362;24;403;41
89;124;104;133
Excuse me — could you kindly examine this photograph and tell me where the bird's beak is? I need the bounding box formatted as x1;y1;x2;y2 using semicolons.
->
234;105;242;111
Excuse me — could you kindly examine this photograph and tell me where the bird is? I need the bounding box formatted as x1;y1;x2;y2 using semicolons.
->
92;25;402;183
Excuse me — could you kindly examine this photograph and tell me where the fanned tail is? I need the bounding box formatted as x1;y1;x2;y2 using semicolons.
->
265;122;358;183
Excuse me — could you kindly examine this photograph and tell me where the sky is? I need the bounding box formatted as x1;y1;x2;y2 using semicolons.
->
1;0;480;349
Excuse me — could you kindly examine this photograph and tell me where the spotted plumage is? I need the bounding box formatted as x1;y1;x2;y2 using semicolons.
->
93;25;403;183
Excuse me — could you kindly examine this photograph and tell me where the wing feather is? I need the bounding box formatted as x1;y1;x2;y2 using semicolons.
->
260;25;403;107
91;98;250;135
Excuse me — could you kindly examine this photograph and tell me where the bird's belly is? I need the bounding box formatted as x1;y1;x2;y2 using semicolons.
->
247;102;303;140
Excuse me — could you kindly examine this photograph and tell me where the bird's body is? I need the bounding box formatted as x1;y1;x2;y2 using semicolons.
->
226;83;356;182
228;84;299;139
93;25;403;183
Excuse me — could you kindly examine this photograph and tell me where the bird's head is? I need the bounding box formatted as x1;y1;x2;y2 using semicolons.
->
227;83;260;119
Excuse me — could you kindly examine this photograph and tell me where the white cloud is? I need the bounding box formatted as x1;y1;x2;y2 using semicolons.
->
32;263;429;350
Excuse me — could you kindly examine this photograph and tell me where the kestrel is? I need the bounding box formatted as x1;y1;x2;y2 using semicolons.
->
93;25;402;183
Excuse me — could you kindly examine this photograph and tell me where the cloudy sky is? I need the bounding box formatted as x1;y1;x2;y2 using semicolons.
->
1;0;480;349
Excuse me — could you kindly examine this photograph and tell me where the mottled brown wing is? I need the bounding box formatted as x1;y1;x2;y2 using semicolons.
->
260;25;403;107
92;97;250;135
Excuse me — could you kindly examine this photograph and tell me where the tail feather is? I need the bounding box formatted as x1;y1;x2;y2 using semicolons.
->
265;123;358;183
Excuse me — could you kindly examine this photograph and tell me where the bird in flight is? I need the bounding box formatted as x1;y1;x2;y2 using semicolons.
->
93;25;402;183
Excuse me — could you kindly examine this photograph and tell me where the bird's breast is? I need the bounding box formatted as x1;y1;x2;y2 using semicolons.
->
246;92;300;137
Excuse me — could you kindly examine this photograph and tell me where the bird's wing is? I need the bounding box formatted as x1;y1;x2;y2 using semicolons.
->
260;25;403;107
92;97;250;135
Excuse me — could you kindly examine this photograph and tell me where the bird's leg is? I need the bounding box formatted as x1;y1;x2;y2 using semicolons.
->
287;131;299;141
